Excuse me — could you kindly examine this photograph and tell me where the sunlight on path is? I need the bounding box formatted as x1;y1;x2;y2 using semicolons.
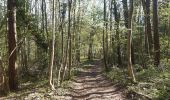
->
64;60;126;100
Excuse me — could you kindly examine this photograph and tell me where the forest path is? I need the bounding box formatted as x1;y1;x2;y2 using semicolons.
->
0;60;127;100
65;59;126;100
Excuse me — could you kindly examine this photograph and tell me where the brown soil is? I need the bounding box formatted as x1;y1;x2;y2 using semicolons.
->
64;60;127;100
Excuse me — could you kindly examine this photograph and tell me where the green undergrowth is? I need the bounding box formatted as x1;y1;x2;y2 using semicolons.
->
2;79;49;99
2;65;80;99
104;60;170;99
104;66;128;86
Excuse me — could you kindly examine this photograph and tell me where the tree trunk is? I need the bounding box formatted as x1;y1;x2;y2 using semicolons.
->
7;0;18;91
110;0;114;63
153;0;160;67
103;0;109;71
88;31;93;61
122;0;128;28
61;2;69;83
113;0;122;66
76;0;81;63
142;0;153;55
48;0;55;90
122;0;135;65
127;0;136;82
41;0;45;33
68;0;72;78
44;0;49;40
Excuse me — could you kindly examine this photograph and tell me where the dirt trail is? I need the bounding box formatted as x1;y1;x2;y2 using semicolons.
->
65;60;126;100
0;60;127;100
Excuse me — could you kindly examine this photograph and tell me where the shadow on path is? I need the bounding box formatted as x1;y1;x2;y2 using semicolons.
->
65;60;126;100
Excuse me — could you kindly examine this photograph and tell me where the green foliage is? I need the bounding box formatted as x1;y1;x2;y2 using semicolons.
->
134;64;170;98
104;61;170;99
160;36;170;60
69;67;80;80
136;66;158;81
157;86;170;100
0;0;169;99
33;32;48;52
104;66;128;86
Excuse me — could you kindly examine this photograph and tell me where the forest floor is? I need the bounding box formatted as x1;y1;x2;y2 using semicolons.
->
64;59;127;100
0;59;129;100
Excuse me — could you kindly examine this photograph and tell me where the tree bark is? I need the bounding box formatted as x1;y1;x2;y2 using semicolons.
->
76;0;81;63
7;0;18;91
113;0;122;66
88;31;93;61
48;0;55;90
110;0;113;56
127;0;136;82
103;0;109;71
122;0;135;64
153;0;160;67
68;0;72;78
142;0;153;54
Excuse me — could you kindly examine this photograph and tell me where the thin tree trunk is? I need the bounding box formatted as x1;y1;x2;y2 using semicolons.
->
110;0;113;59
76;0;81;63
68;0;72;78
103;0;109;71
44;0;49;40
48;0;55;90
122;0;135;65
88;31;93;61
127;0;136;82
41;0;45;33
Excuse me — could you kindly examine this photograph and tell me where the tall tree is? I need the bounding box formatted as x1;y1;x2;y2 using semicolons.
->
153;0;160;67
88;0;96;61
110;0;113;50
142;0;153;55
48;0;56;90
68;0;72;78
88;29;94;61
7;0;18;91
122;0;135;64
123;0;136;82
75;0;81;63
41;0;45;33
128;0;136;82
103;0;109;71
113;0;122;66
